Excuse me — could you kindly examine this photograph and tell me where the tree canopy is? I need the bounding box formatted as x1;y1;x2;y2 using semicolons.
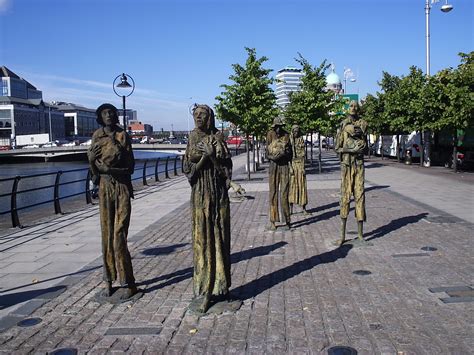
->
284;54;343;135
215;47;278;138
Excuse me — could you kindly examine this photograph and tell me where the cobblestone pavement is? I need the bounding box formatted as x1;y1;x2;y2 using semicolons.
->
0;152;472;354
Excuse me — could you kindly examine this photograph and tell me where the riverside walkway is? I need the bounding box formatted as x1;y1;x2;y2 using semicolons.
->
0;151;473;354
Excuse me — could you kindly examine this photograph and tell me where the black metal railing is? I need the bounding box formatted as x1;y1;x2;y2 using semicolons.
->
0;155;183;228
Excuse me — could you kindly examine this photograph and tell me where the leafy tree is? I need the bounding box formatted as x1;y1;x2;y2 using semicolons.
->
429;51;474;171
215;47;279;179
285;54;343;171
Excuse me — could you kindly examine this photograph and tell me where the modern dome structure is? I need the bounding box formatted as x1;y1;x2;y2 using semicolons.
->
326;65;342;94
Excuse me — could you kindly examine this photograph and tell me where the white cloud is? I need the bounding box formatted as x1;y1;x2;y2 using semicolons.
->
21;71;195;130
0;0;11;13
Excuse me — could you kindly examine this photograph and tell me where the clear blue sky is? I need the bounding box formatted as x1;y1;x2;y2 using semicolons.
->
1;0;472;131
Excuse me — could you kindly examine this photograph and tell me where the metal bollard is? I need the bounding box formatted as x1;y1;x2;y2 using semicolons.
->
142;160;148;185
10;176;21;228
154;157;161;182
54;171;63;214
85;170;92;204
165;157;170;179
173;156;178;176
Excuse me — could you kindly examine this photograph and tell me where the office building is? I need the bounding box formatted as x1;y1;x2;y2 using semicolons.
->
275;67;303;108
0;66;65;142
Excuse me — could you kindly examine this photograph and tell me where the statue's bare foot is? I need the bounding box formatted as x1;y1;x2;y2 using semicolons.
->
267;222;276;231
281;222;291;231
197;294;211;313
100;282;113;297
119;285;138;300
357;235;365;242
303;208;309;215
336;238;346;247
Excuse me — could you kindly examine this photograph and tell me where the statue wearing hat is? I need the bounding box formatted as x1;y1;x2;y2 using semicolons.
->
88;103;138;300
266;116;292;230
289;124;308;214
335;100;368;246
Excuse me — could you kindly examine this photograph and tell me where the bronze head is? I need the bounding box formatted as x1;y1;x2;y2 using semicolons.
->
96;103;119;126
348;100;360;117
193;104;216;132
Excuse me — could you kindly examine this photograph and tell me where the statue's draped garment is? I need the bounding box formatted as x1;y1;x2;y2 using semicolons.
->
266;129;292;224
88;127;136;287
335;117;368;221
184;129;232;297
289;135;308;207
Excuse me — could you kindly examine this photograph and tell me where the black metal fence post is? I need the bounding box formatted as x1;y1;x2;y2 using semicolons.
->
165;157;170;179
181;155;185;173
10;176;21;228
54;171;63;214
85;170;92;204
173;156;178;176
142;160;148;185
154;157;160;182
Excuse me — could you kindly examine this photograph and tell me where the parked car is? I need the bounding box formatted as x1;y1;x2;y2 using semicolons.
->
22;144;40;149
226;136;244;146
80;139;92;146
42;141;58;148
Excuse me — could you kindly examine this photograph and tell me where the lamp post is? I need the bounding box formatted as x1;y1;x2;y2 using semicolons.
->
113;73;135;130
423;0;453;166
343;67;356;94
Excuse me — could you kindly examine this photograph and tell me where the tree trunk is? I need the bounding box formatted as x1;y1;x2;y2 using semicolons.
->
424;131;431;167
453;130;458;173
318;132;322;174
419;131;424;167
381;135;384;160
252;135;256;172
255;135;260;169
367;133;371;158
396;134;400;163
310;133;314;166
246;133;251;180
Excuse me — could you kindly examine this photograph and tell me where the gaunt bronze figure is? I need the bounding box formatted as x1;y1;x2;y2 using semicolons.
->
183;104;232;313
289;124;308;214
266;116;292;230
335;100;368;246
88;103;138;299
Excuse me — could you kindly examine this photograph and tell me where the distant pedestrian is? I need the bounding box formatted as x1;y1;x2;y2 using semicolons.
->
88;103;138;300
266;116;292;230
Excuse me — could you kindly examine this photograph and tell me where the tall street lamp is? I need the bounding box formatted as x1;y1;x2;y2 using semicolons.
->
343;67;356;94
425;0;453;77
113;73;135;129
423;0;453;166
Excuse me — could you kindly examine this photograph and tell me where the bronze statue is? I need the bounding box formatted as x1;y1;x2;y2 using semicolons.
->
335;100;368;246
289;124;308;214
266;116;292;230
183;104;232;313
88;103;138;300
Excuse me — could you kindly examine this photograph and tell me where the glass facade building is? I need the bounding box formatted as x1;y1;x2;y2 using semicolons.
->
275;67;304;108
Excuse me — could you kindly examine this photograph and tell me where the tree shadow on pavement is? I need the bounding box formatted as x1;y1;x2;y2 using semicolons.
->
366;185;390;192
140;243;189;256
231;244;353;301
291;209;340;228
365;162;385;169
365;213;429;241
0;285;66;310
306;201;339;215
140;241;288;294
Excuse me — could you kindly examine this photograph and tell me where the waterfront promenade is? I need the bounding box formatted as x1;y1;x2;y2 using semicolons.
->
0;151;473;354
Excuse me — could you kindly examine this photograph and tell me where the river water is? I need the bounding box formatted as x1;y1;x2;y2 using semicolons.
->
0;150;180;215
